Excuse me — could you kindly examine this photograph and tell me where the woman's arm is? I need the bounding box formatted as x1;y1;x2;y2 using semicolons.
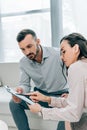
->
29;64;85;122
41;64;84;121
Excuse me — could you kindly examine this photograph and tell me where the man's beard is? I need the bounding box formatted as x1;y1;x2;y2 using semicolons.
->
27;45;40;60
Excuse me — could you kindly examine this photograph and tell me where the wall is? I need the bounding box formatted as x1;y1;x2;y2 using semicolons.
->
0;63;19;87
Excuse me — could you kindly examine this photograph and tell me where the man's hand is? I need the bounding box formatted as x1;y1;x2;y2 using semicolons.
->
12;87;23;103
61;93;68;98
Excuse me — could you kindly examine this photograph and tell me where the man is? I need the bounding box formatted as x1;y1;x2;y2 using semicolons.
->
9;29;68;130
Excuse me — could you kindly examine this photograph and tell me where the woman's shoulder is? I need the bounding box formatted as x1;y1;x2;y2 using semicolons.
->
69;60;87;74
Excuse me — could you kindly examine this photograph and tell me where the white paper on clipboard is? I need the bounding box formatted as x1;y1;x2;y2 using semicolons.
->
4;85;34;105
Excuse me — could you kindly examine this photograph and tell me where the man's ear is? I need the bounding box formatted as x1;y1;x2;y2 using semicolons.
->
37;39;40;45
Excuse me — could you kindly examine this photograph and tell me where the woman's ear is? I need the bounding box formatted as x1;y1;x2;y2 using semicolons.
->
74;44;79;53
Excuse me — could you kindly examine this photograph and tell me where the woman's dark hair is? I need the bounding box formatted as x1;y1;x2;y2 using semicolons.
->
16;29;37;42
60;33;87;59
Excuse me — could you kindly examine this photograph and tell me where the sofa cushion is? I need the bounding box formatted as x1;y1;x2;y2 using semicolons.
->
0;87;11;114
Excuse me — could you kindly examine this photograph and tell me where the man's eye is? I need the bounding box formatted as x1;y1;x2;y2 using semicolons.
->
27;45;33;48
21;48;25;51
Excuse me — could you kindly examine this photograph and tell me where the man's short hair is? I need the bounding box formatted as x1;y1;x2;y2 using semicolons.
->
16;29;37;42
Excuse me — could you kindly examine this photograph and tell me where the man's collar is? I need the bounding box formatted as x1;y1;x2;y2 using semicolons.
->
42;46;49;59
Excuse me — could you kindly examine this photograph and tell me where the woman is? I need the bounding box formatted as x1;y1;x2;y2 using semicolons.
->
28;33;87;130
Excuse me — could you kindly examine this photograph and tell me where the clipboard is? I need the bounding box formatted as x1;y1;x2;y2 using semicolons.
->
4;85;34;105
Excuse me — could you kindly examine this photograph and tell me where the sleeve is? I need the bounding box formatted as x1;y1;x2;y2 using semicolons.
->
49;97;68;108
19;61;31;93
41;64;85;122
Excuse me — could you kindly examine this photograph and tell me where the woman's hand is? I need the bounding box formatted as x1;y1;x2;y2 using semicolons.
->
28;103;42;113
26;91;51;104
